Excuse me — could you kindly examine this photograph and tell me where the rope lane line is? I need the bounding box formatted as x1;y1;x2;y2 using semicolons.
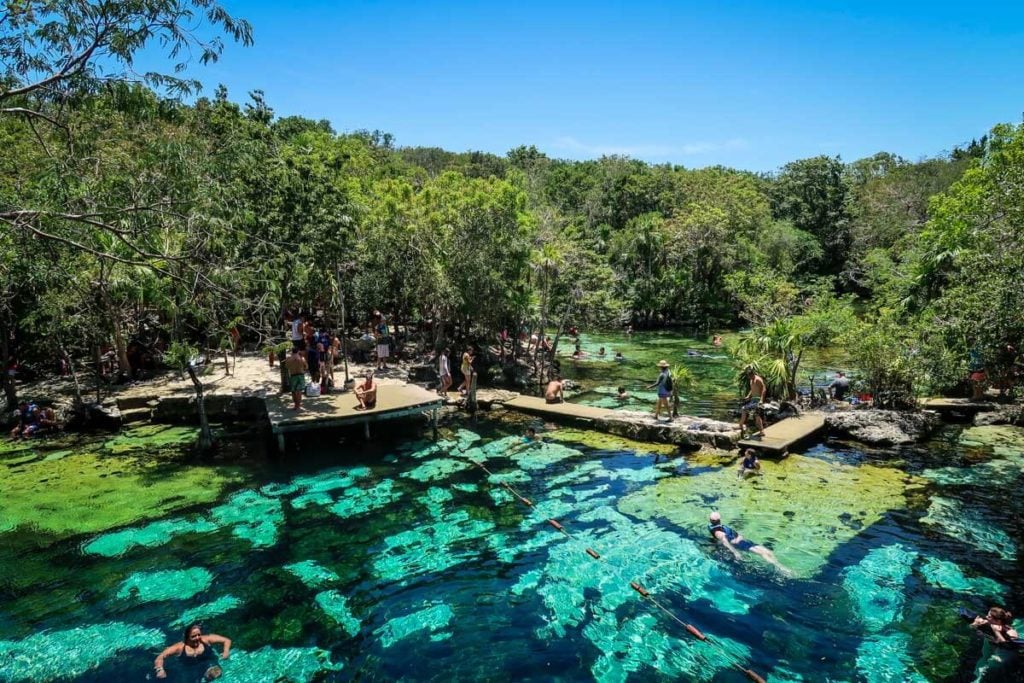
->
455;451;767;683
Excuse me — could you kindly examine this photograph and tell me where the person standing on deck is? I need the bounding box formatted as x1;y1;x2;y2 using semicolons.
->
438;347;452;396
289;313;305;351
374;310;391;370
739;367;766;438
648;360;673;421
284;348;307;410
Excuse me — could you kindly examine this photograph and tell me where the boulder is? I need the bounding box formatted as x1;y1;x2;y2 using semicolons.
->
597;410;739;450
974;405;1024;427
825;409;940;446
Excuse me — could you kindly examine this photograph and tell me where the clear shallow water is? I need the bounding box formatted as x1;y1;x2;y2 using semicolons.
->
0;420;1022;682
557;331;850;419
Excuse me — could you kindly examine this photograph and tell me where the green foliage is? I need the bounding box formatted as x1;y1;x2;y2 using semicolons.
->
839;312;918;407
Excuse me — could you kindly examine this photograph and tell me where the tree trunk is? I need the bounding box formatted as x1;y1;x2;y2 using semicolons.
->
186;364;213;452
101;291;132;380
0;327;16;411
60;346;84;407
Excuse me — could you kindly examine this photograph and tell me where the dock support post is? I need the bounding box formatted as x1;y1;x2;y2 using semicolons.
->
364;420;371;440
468;371;478;413
432;407;438;439
276;432;285;454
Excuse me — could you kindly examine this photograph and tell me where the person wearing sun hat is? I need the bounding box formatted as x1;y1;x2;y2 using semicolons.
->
647;359;673;420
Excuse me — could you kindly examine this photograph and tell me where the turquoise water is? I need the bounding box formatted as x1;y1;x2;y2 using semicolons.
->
1;418;1022;681
557;331;849;418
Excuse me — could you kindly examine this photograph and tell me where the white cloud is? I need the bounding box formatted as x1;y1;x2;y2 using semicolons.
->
552;136;747;159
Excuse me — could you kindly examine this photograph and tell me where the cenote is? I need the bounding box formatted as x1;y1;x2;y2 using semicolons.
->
1;337;1022;682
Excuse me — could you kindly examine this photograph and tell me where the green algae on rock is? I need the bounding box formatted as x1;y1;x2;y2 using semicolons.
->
374;602;454;648
544;427;677;456
220;645;342;681
82;515;219;557
0;621;164;682
0;443;248;538
172;594;243;627
314;590;361;636
116;566;214;603
102;424;200;453
403;457;471;482
284;560;340;589
328;478;403;518
374;509;496;582
618;452;914;577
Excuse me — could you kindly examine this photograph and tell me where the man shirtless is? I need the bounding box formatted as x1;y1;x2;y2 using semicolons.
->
739;367;766;438
355;371;378;410
545;377;564;404
283;349;307;410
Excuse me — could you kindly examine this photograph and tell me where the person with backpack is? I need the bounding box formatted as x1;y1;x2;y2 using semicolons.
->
648;360;673;420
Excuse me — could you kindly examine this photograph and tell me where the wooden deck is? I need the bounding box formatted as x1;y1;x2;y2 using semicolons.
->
737;412;827;454
502;395;614;422
266;383;443;451
920;398;998;412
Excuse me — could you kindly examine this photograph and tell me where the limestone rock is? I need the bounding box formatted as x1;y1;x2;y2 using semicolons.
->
597;410;739;449
973;404;1024;427
825;409;940;446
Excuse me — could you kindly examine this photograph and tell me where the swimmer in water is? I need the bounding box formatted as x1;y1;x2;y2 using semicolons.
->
737;448;761;478
154;623;231;680
614;351;625;362
616;386;629;401
708;511;791;576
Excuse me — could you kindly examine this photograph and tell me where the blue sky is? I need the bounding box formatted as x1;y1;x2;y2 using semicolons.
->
164;1;1024;170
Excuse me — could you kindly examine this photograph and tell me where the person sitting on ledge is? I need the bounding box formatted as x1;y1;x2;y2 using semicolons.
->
355;370;377;410
545;377;564;404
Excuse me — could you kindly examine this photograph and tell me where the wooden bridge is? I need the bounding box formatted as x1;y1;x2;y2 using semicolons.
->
737;412;827;454
265;383;443;452
501;395;614;423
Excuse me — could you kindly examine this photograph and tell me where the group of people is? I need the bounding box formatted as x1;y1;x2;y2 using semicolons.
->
8;401;58;439
435;347;477;398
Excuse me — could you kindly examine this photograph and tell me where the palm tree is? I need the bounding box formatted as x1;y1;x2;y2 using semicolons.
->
733;319;803;399
670;364;696;417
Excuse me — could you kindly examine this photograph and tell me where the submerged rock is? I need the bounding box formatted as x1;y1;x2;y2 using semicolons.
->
825;409;940;446
974;404;1024;427
374;602;454;648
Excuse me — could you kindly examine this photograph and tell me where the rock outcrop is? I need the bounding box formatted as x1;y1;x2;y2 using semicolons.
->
825;409;940;446
597;410;739;450
973;404;1024;427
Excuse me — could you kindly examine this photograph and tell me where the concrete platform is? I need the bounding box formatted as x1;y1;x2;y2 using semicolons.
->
266;383;443;451
920;398;998;412
737;412;827;454
502;395;614;422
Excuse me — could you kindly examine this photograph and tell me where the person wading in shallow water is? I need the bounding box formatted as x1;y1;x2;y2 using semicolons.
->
153;623;231;680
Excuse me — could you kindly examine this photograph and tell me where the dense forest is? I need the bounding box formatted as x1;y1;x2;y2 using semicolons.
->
1;1;1022;408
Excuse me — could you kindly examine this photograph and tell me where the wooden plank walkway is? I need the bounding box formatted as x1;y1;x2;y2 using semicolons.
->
266;384;443;451
502;395;614;422
920;398;998;412
737;413;827;454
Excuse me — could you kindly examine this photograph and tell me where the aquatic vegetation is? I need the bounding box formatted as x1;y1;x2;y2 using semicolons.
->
510;569;543;596
921;496;1016;560
374;602;454;648
403;457;471;482
842;545;917;632
923;425;1024;486
451;482;479;493
0;443;247;538
283;560;339;589
261;465;372;498
82;516;218;557
328;479;403;518
314;590;361;636
419;486;454;517
619;453;914;577
0;621;164;682
918;556;1006;598
220;645;342;681
487;469;531;485
103;424;200;453
210;489;284;548
855;633;929;683
115;566;214;603
172;594;243;627
544;427;676;456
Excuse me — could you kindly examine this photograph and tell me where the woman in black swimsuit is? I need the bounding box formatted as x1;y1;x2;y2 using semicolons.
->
153;622;231;680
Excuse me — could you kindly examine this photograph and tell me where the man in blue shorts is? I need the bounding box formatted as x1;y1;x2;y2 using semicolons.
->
709;511;791;576
738;367;766;438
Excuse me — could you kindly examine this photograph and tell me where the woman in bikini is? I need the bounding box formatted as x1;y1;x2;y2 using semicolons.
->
154;622;231;680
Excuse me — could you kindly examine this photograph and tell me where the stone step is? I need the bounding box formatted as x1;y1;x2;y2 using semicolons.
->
116;395;158;410
120;407;152;424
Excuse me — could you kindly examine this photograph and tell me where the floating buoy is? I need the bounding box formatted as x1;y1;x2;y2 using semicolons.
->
547;519;565;532
684;623;707;641
742;669;766;683
586;548;600;559
630;581;650;598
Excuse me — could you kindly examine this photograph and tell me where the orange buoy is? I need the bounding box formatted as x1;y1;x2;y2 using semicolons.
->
586;548;600;559
547;519;564;532
630;582;650;598
742;669;766;683
684;623;707;641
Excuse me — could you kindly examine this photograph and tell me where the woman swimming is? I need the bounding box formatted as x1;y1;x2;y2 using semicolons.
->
154;623;231;680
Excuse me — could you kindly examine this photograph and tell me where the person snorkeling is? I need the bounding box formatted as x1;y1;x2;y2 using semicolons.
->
708;511;791;576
